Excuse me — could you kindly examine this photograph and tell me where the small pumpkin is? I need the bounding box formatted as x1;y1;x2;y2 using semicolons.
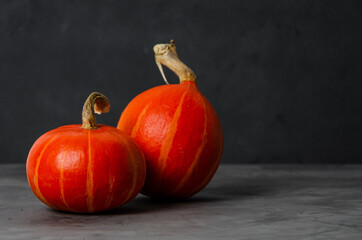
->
26;92;146;213
117;40;223;199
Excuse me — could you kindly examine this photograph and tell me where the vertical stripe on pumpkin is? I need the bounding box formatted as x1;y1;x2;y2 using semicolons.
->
156;90;188;186
171;97;208;195
131;102;152;138
86;130;94;212
59;151;72;211
105;131;142;208
34;136;57;208
121;139;137;204
190;114;223;195
104;175;115;209
128;86;171;139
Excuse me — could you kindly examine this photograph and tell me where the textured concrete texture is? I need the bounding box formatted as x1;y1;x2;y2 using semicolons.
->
1;164;362;239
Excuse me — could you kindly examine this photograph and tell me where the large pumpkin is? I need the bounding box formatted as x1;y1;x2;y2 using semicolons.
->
117;41;223;199
27;92;146;213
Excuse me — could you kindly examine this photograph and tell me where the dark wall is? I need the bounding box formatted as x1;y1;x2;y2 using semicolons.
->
1;0;362;164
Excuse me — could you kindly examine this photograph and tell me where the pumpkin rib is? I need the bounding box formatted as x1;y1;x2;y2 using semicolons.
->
171;95;208;195
59;150;73;212
156;89;189;188
194;140;222;194
86;130;95;213
108;130;144;206
190;110;224;195
34;135;58;209
104;175;115;209
119;137;138;204
105;131;135;207
131;102;152;139
129;86;173;139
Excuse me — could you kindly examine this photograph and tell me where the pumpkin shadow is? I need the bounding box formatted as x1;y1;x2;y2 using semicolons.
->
99;194;222;215
27;181;273;228
103;180;273;216
46;176;273;216
35;193;223;219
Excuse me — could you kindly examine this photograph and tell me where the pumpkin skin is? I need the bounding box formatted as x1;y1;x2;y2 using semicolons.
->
117;81;223;199
26;92;146;213
27;124;146;213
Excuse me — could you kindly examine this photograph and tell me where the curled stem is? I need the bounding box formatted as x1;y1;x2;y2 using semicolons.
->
81;92;110;130
153;40;196;84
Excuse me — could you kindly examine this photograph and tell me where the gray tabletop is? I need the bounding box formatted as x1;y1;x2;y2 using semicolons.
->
1;164;362;240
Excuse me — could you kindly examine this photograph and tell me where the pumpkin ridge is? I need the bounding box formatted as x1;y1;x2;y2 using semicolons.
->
106;130;138;207
119;137;138;204
157;89;189;189
104;176;115;209
59;150;72;211
86;130;94;212
34;136;58;209
191;110;223;194
130;102;152;139
102;131;120;209
172;95;208;195
129;86;172;139
194;138;222;192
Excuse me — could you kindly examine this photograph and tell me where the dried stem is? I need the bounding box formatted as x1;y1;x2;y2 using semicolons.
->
81;92;110;129
153;40;196;84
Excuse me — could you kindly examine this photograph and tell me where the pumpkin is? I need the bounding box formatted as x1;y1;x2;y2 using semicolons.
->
117;40;223;199
26;92;146;213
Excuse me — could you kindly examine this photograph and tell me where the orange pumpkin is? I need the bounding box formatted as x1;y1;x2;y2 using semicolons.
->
27;92;146;213
117;41;223;199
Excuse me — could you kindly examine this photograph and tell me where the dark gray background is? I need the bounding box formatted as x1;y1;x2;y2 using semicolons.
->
1;0;361;164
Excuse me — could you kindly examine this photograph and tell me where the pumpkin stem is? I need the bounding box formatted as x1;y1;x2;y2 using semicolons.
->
153;40;196;84
81;92;110;130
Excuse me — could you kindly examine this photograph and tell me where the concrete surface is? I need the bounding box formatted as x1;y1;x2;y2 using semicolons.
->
1;164;362;239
